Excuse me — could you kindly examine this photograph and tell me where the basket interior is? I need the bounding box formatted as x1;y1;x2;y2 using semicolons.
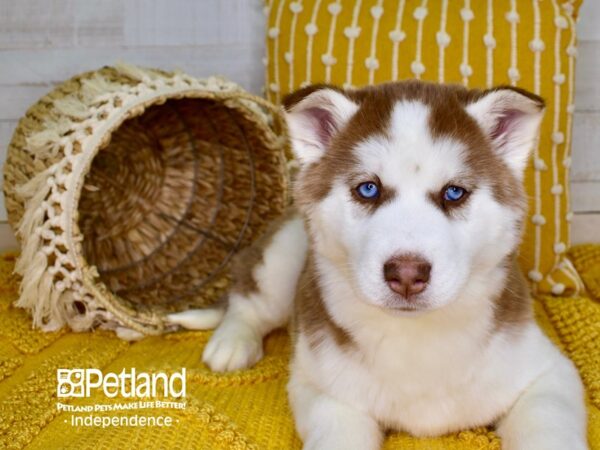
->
77;98;286;314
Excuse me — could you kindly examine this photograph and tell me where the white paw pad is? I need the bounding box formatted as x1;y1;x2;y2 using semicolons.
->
202;325;263;372
167;308;225;330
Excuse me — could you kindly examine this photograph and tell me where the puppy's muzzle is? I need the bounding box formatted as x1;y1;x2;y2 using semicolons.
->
383;255;431;299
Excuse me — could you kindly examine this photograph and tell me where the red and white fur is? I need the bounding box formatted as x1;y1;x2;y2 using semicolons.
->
169;82;587;450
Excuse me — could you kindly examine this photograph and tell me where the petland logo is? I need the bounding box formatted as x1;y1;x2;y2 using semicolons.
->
57;368;186;398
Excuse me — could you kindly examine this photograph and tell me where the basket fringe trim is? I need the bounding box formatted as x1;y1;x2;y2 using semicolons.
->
9;63;286;334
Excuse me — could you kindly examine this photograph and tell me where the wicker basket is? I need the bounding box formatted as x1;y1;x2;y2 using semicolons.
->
3;64;291;335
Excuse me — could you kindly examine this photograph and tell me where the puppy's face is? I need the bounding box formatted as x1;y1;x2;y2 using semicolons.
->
285;82;544;313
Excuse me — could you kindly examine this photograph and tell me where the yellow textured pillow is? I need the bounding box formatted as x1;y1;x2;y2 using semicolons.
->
266;0;585;296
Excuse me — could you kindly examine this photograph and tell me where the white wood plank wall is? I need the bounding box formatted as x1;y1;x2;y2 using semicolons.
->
0;0;598;250
571;1;600;243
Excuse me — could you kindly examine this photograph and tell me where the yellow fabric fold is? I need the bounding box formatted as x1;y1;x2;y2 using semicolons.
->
569;244;600;302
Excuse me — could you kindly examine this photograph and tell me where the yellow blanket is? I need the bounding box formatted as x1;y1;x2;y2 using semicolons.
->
0;248;598;449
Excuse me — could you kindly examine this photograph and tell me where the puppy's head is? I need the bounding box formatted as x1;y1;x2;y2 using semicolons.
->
284;82;544;313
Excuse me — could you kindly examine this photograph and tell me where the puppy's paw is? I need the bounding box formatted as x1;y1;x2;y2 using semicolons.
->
302;432;380;450
501;434;587;450
167;308;225;330
202;323;263;372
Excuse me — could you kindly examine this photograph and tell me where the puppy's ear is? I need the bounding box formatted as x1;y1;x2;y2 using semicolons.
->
283;85;359;166
466;86;545;177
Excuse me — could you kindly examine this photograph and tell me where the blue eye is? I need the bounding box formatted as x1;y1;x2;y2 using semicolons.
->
357;182;380;199
444;185;466;202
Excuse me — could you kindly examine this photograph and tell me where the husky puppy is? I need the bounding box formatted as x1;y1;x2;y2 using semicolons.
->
169;82;587;450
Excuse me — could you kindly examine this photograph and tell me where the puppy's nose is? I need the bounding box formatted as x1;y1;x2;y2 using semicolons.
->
383;255;431;298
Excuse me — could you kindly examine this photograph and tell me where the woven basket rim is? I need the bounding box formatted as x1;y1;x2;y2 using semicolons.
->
3;65;291;335
75;89;289;333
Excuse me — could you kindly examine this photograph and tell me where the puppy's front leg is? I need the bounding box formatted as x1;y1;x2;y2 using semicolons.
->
288;372;382;450
202;215;308;372
496;357;587;450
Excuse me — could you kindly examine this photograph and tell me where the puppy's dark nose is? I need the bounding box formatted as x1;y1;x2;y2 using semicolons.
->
383;255;431;298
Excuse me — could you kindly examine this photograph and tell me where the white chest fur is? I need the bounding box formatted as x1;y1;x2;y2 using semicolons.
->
293;260;560;437
297;323;558;437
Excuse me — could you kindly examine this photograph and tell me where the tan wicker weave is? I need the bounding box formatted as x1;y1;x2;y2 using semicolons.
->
3;64;290;335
